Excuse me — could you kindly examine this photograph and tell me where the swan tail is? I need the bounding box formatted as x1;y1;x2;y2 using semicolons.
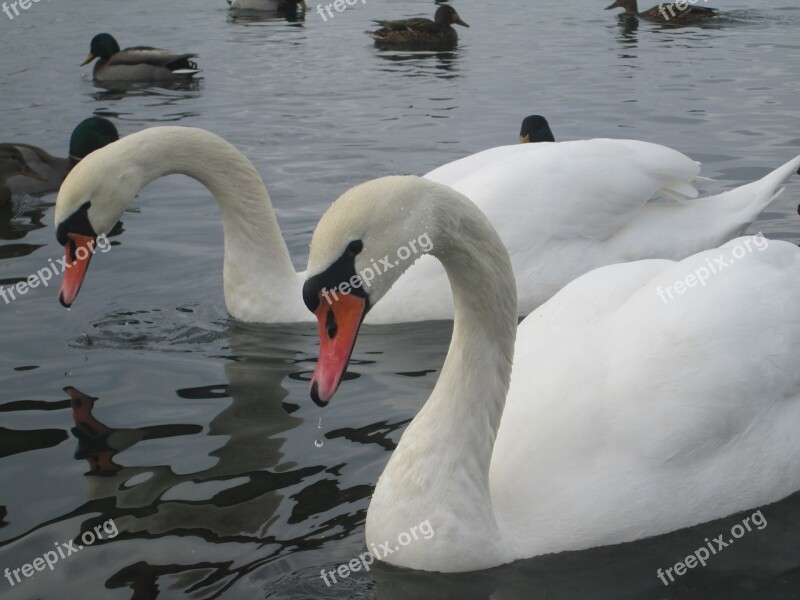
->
709;154;800;217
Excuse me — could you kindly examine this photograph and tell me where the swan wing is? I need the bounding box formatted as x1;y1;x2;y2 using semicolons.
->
492;238;800;556
425;139;701;242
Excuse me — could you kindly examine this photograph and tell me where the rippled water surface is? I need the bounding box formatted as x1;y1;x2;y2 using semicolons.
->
1;0;799;598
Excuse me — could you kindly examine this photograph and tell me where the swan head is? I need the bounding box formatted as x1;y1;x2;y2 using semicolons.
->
54;137;140;307
303;176;445;405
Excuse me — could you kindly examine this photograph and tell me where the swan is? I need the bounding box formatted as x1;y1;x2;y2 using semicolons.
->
302;175;800;572
55;126;800;323
372;142;800;322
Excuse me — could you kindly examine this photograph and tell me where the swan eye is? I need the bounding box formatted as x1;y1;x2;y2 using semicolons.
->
347;240;364;256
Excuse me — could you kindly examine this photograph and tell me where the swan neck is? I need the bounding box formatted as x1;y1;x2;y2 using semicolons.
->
124;128;297;321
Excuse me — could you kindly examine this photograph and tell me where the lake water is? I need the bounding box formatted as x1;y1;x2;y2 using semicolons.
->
1;0;799;598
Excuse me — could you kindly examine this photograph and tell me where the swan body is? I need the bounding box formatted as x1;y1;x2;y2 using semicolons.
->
55;126;800;324
303;175;800;572
365;140;800;323
82;33;200;82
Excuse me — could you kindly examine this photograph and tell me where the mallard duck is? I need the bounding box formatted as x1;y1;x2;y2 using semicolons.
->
519;115;555;143
606;0;718;24
81;33;201;82
366;5;469;50
6;117;119;197
0;145;46;205
228;0;306;12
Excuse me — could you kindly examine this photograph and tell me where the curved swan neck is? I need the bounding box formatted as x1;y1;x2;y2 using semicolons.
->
368;186;518;567
111;127;298;321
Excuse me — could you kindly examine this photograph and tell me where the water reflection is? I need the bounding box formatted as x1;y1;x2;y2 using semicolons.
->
373;51;461;80
91;79;203;103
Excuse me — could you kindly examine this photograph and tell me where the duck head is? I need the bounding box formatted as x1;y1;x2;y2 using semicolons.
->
519;115;555;144
605;0;639;14
82;33;121;66
68;117;120;164
435;5;469;27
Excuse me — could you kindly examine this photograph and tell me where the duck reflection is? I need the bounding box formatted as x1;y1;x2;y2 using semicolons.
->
373;51;461;80
91;79;203;102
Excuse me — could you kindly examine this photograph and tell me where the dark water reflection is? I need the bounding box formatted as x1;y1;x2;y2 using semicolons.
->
1;0;800;598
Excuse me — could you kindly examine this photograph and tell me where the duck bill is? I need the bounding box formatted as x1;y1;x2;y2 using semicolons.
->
605;2;618;9
80;53;95;66
59;234;96;308
310;292;367;407
454;17;470;27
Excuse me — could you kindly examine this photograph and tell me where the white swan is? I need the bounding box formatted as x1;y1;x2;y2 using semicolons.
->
55;126;799;323
372;141;800;322
303;175;800;572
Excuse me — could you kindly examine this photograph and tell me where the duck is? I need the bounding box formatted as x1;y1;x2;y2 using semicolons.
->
605;0;718;24
519;115;555;144
228;0;306;13
0;145;46;205
5;117;119;197
302;175;800;572
81;33;201;82
366;5;469;50
54;126;800;324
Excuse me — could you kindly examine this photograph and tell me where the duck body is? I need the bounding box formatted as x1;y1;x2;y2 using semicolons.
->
367;5;469;50
0;145;45;205
82;34;200;82
6;117;119;197
228;0;305;12
303;176;800;572
606;0;718;24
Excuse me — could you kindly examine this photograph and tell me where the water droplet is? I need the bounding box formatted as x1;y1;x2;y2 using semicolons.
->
317;417;323;429
314;439;323;448
65;370;72;377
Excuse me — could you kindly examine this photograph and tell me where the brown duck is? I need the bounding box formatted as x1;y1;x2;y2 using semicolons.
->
366;5;469;50
606;0;718;24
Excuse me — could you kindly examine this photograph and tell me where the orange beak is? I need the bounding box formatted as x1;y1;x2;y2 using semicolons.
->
59;233;96;308
310;292;367;406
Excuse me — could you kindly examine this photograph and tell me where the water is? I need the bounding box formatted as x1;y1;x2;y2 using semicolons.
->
1;0;799;598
